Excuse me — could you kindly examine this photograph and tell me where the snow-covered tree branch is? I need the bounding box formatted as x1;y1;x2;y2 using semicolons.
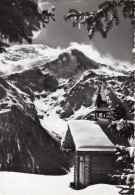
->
111;145;134;195
64;0;134;39
110;119;134;195
0;0;55;52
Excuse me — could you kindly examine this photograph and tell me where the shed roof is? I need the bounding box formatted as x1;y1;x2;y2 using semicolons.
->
68;120;115;151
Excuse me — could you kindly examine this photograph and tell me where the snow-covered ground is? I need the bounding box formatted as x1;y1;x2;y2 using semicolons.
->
0;171;120;195
34;88;68;138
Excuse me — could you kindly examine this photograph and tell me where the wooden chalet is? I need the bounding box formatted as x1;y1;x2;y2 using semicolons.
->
92;84;111;118
61;120;116;189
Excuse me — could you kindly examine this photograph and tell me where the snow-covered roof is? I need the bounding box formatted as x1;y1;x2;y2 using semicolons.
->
68;120;115;151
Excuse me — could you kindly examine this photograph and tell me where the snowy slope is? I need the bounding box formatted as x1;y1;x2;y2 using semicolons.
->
0;171;120;195
0;77;68;174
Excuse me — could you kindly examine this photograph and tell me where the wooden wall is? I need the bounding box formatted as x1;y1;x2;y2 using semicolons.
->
74;151;115;189
90;153;115;184
84;155;90;186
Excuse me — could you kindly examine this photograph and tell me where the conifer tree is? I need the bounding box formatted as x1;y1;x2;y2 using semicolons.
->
64;0;134;39
112;144;134;195
0;0;55;52
110;120;134;194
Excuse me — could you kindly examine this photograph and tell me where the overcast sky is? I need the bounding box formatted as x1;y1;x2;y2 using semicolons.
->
33;0;133;65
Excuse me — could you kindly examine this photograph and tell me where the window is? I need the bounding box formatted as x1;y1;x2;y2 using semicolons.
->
79;156;85;186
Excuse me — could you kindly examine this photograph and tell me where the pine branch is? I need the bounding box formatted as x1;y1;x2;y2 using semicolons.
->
64;0;134;39
0;0;55;52
111;144;134;195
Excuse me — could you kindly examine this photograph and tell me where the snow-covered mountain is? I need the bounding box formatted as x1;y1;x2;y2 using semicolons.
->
0;77;69;174
0;44;132;77
0;44;134;174
0;44;62;76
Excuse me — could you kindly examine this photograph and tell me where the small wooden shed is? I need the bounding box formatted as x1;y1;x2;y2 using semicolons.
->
61;120;115;189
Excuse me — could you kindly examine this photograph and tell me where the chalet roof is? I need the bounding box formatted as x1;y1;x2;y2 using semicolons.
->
67;120;115;151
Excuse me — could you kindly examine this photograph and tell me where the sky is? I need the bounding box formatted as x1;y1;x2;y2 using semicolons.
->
33;0;134;66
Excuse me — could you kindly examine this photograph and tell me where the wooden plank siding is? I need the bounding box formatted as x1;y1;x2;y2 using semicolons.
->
74;152;79;189
73;152;115;189
90;154;115;184
84;155;90;186
74;154;90;189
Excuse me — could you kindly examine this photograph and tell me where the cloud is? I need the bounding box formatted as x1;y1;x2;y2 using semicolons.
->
0;44;62;76
0;43;133;77
66;42;134;70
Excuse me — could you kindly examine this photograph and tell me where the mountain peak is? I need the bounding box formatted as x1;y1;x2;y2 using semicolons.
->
0;44;129;77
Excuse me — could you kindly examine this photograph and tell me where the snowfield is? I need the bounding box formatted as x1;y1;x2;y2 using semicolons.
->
0;171;120;195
